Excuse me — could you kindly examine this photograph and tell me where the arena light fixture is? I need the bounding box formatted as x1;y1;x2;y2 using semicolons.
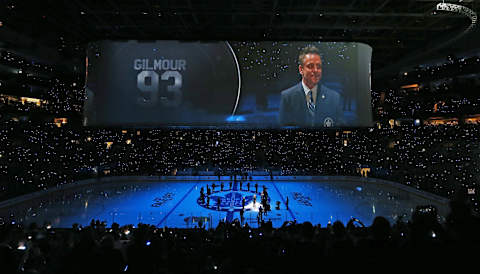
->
377;0;480;76
436;1;477;32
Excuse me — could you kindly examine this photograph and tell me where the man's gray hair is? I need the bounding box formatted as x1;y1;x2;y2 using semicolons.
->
298;45;321;66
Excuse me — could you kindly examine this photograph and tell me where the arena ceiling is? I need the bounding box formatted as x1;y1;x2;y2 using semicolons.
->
0;0;479;77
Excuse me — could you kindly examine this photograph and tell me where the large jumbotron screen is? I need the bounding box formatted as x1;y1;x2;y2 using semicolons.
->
84;41;373;128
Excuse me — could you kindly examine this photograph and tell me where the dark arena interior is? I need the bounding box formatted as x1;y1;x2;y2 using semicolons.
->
1;1;480;273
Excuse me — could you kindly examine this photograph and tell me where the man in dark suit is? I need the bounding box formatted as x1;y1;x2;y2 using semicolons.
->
279;46;344;127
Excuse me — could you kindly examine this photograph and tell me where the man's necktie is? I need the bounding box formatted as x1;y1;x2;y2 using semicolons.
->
307;90;315;113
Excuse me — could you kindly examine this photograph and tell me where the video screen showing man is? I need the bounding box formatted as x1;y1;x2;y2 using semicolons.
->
279;46;345;127
84;41;372;128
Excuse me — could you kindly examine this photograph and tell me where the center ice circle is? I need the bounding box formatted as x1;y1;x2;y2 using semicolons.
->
197;190;271;212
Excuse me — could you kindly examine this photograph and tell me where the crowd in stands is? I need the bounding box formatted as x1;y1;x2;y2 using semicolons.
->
0;120;478;212
0;50;84;116
373;53;480;119
0;199;479;273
